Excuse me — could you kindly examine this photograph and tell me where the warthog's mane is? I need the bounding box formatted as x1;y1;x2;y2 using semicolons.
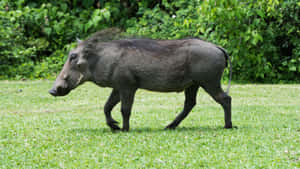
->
113;39;184;54
81;28;203;55
84;27;124;43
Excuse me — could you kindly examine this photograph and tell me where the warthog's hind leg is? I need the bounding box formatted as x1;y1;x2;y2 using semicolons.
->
202;83;232;129
165;84;199;130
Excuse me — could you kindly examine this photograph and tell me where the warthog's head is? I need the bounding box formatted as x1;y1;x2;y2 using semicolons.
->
49;40;93;96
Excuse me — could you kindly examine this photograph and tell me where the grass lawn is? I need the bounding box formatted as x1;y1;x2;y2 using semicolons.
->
0;80;299;168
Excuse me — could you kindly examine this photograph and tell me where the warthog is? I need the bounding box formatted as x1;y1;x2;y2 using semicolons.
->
49;32;233;131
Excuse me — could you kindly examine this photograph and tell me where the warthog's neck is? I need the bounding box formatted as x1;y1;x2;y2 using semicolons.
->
90;78;112;88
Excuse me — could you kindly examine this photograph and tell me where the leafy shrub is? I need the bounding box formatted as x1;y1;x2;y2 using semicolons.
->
0;0;114;79
127;0;300;82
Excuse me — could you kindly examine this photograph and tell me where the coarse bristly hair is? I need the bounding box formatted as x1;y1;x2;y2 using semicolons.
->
86;27;124;43
81;28;126;54
83;27;206;43
81;28;210;57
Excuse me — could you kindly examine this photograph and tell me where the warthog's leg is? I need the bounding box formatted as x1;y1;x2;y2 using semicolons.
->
165;84;199;129
202;83;232;129
104;89;121;130
120;89;137;131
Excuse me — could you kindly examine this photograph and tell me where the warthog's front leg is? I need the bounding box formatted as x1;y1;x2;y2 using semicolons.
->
120;89;137;131
104;89;121;130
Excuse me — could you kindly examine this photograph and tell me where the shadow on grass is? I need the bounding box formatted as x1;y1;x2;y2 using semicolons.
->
131;126;225;133
69;126;229;135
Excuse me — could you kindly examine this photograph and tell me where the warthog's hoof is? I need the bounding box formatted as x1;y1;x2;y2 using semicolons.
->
107;121;121;131
224;124;238;129
164;124;177;130
121;128;129;132
224;122;233;129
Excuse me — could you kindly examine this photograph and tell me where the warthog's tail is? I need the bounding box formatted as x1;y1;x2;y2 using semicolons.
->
216;46;232;94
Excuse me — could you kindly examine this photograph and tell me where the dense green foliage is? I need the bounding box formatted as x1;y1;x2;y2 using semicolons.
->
1;81;300;168
0;0;299;82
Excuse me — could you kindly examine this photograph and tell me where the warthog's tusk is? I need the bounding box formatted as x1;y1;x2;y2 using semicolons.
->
76;73;84;86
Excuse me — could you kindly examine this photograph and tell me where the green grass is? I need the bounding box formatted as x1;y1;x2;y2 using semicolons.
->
0;81;299;168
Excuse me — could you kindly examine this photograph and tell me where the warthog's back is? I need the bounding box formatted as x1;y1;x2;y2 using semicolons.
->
109;39;226;92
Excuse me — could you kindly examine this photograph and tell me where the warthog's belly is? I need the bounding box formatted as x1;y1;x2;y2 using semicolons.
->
139;78;194;92
133;65;194;92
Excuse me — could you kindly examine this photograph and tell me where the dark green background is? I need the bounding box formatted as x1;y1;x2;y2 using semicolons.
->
0;0;299;82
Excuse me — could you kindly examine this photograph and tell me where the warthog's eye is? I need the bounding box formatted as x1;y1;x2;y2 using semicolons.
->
70;53;78;61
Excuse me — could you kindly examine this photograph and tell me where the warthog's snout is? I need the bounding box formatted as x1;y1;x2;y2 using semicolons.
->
48;87;58;96
49;84;70;97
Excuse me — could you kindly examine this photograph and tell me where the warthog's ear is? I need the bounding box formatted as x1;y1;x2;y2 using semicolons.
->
76;37;82;44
